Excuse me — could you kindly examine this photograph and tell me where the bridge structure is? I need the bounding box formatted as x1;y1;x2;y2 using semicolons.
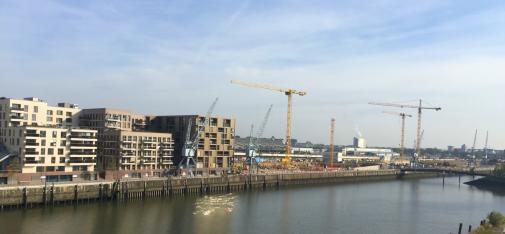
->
400;167;494;177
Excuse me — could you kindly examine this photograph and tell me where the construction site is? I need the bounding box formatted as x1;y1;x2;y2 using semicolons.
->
228;80;443;173
1;78;499;187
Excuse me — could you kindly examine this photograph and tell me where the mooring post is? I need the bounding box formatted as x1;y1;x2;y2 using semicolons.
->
22;187;27;208
99;184;103;202
74;185;78;204
143;181;147;200
50;184;54;206
42;185;47;206
468;225;472;233
458;223;463;234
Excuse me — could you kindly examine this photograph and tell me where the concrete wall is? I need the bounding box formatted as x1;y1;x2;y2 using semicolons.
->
0;170;439;209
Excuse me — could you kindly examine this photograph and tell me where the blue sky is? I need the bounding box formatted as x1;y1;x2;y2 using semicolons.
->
1;0;505;148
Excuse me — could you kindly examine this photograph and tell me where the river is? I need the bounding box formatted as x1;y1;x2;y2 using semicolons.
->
1;176;504;234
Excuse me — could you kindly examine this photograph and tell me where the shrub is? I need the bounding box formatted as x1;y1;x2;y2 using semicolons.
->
487;211;505;227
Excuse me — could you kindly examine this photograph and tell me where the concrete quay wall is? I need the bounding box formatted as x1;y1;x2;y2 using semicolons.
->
0;170;438;209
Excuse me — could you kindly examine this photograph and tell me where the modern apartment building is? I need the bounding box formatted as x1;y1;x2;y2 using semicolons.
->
14;126;97;173
79;108;174;174
0;97;97;182
147;115;235;171
79;108;147;132
102;129;174;171
0;97;80;129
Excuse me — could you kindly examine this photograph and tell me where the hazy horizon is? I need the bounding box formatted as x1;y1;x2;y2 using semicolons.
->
1;1;504;149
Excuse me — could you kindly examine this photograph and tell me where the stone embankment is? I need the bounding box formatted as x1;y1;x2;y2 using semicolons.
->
0;170;437;210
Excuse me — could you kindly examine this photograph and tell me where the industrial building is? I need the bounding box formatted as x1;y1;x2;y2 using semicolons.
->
0;97;98;182
234;136;323;162
338;137;399;163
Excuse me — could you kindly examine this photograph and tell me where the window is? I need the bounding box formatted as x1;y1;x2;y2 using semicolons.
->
41;148;45;155
60;140;66;146
33;106;38;113
40;131;46;137
52;131;57;138
66;112;72;117
31;114;36;121
60;132;66;138
40;157;45;163
24;105;28;112
58;149;63;155
65;118;72;123
51;157;55;163
60;158;65;163
48;148;54;155
23;114;28;120
47;117;53;122
47;110;53;115
57;110;63;115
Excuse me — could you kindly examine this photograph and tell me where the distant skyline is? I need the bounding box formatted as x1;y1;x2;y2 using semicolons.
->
1;0;504;149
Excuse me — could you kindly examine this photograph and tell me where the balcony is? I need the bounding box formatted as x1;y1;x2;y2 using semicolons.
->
10;114;23;121
25;141;39;146
70;134;96;140
140;153;156;157
24;159;42;165
70;151;96;156
121;161;137;165
105;117;121;122
10;106;24;112
24;151;39;156
70;143;96;148
141;140;157;144
141;148;157;151
69;158;95;163
141;161;156;165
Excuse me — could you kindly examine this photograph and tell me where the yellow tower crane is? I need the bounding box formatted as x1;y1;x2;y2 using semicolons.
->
231;80;307;165
369;99;441;166
382;111;412;164
329;118;335;167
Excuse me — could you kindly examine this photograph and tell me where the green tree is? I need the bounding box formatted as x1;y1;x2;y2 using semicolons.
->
487;211;505;227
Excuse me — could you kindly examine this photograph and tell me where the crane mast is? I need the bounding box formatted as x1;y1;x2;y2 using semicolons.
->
484;130;489;159
329;118;335;167
231;80;306;166
470;129;478;168
383;111;412;164
369;99;441;166
470;129;477;156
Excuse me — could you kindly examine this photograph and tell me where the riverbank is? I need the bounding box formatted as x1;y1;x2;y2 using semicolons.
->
465;176;505;189
0;170;439;210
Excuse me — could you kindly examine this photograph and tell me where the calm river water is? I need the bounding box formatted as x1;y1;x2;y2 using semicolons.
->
1;176;504;234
